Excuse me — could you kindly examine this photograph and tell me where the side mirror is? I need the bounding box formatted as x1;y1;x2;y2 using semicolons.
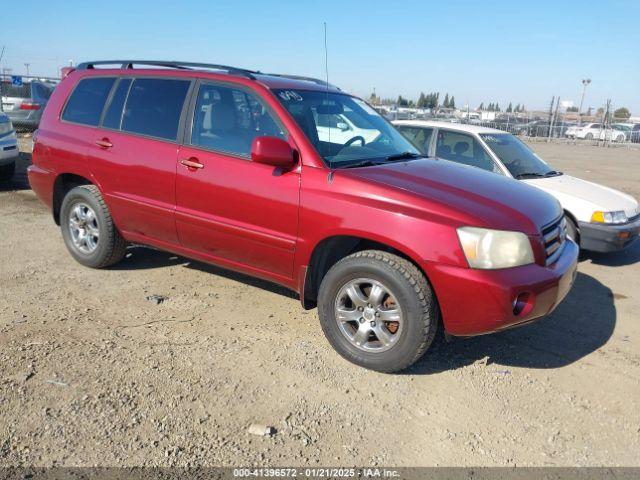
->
251;136;296;168
336;122;350;132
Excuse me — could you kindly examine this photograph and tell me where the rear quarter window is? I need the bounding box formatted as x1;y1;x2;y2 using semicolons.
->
1;82;31;98
62;77;116;126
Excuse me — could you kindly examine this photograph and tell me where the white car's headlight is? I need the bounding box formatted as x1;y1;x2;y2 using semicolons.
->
457;227;535;269
591;210;627;224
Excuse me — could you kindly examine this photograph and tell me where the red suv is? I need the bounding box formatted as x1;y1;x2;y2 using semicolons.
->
28;60;578;372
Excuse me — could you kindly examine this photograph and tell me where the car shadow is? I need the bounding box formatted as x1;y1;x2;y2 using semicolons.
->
0;150;32;192
408;271;616;374
581;241;640;267
112;245;297;299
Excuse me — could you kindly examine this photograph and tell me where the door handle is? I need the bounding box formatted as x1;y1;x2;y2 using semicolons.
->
180;158;204;170
95;139;113;148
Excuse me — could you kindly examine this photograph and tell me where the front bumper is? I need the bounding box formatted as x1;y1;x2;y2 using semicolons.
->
427;239;579;336
579;217;640;252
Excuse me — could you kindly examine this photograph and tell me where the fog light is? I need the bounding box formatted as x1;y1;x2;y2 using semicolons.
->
618;232;630;240
512;292;530;316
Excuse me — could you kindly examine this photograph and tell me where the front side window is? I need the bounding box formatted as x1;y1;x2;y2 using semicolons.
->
62;77;115;126
121;78;190;141
480;133;558;179
190;83;286;158
436;130;500;173
396;126;433;154
274;89;419;168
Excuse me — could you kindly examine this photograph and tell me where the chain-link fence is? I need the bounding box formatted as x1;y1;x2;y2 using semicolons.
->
377;104;639;148
0;74;59;131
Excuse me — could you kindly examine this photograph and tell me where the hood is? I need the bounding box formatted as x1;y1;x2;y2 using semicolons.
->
340;159;562;235
522;174;639;218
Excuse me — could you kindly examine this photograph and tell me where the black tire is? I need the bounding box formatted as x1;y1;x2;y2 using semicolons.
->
565;215;579;246
585;133;594;140
318;250;438;372
60;185;127;268
0;161;16;181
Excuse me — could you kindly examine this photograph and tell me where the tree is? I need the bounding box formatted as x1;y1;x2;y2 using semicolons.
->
566;106;578;112
614;107;631;119
478;102;485;111
495;102;501;112
443;93;450;108
506;102;513;113
417;92;426;108
449;96;455;109
397;95;409;107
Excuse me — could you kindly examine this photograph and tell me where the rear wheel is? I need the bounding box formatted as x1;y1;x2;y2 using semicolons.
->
0;161;16;181
585;133;594;140
318;250;438;372
60;185;127;268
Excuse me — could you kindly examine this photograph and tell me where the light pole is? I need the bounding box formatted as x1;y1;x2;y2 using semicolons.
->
24;63;30;76
578;78;591;125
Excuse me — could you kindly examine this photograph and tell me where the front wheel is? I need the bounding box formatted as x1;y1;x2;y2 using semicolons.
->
318;250;438;372
60;185;127;268
565;215;579;245
585;133;594;140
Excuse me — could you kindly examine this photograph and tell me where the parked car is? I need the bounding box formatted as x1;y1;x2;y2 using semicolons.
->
0;111;19;180
0;80;55;130
315;111;380;145
565;123;626;142
611;123;634;141
395;120;640;252
29;60;578;372
631;123;640;143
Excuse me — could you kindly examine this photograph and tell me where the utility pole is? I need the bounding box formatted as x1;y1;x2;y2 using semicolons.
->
0;46;4;113
578;78;591;125
24;63;30;76
547;96;556;143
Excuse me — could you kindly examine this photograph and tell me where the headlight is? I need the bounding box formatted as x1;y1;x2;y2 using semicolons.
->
591;210;627;224
457;227;534;269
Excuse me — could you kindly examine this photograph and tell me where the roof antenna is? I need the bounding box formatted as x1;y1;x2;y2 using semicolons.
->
323;21;333;169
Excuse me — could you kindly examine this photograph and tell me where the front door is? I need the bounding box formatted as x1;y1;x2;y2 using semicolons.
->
175;81;300;280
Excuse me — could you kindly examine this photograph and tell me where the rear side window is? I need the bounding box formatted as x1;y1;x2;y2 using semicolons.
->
102;78;132;130
436;130;499;173
62;77;115;126
121;78;190;141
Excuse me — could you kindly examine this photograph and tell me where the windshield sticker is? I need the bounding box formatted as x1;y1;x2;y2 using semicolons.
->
278;90;303;102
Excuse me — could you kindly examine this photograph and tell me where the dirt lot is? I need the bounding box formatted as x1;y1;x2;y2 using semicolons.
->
1;140;639;467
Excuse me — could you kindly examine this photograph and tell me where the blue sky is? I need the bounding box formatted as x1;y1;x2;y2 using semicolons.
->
2;0;639;112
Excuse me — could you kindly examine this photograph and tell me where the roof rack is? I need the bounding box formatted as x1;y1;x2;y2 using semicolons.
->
75;60;257;79
264;73;340;90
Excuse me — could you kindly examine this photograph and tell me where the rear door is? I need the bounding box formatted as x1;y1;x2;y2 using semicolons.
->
84;76;192;245
175;80;300;279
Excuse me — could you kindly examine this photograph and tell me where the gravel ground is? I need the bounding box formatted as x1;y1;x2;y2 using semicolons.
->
1;138;639;467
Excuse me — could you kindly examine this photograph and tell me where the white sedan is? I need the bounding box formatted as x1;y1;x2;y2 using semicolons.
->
565;123;626;142
394;120;640;253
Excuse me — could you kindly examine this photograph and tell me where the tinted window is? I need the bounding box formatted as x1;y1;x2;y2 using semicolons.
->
122;78;190;141
102;78;132;130
436;130;499;173
62;77;115;126
1;82;31;98
191;83;286;158
397;126;433;154
32;83;54;100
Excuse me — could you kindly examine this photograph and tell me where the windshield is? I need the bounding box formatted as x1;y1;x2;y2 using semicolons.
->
480;133;558;178
274;89;419;168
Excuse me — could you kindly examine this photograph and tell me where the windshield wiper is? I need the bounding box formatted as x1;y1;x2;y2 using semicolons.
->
341;159;386;169
514;172;547;179
341;152;427;169
385;152;428;162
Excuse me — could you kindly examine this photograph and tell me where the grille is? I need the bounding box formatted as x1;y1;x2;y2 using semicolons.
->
542;216;567;265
